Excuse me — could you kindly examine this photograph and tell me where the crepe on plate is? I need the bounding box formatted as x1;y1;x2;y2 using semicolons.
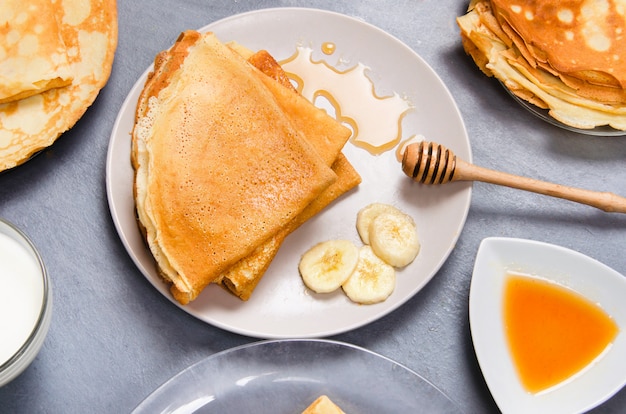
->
214;46;360;300
457;0;626;130
0;0;118;172
132;31;358;305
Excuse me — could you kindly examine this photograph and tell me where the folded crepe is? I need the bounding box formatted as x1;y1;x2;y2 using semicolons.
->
218;150;361;300
457;0;626;130
0;0;118;172
132;31;340;305
213;47;359;300
0;0;73;104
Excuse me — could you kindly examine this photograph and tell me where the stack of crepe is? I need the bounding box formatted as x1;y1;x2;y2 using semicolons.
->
132;31;361;305
0;0;118;172
457;0;626;131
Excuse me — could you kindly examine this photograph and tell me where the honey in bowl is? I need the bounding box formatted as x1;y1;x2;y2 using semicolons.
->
503;273;619;394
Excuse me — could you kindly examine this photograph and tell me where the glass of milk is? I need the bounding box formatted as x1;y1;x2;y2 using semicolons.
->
0;218;52;387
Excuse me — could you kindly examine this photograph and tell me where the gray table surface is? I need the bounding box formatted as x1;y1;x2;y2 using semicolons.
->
1;1;625;413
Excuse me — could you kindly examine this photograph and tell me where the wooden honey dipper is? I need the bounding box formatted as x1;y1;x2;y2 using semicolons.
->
401;141;626;213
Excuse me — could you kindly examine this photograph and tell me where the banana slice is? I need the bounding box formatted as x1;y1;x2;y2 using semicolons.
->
369;211;420;268
299;240;359;293
342;246;395;304
356;203;404;245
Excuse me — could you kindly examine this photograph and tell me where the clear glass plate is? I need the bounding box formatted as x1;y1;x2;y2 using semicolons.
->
132;339;462;414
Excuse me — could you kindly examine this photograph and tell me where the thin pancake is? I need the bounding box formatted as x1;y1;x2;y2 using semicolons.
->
489;0;626;89
0;0;118;172
457;0;626;130
0;0;73;104
132;31;337;305
216;48;359;300
231;46;351;165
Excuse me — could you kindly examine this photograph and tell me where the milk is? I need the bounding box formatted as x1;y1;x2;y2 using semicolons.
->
0;232;44;366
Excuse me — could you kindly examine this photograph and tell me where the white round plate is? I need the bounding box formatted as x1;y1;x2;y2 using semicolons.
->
132;339;462;413
106;8;471;338
470;237;626;414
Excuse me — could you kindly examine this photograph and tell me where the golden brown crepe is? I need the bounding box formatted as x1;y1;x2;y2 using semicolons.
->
218;153;361;300
0;0;73;104
457;0;626;130
231;46;351;165
132;31;338;305
301;395;346;414
214;47;359;300
489;0;626;90
0;0;118;172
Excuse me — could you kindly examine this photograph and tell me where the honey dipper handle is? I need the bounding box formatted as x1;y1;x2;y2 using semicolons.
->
453;158;626;213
